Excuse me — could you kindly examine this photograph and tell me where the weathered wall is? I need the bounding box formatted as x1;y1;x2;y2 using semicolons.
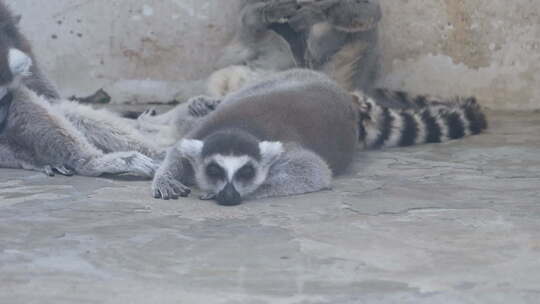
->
5;0;540;110
379;0;540;111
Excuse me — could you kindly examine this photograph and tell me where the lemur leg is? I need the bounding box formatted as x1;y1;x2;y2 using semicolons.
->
239;0;298;43
151;145;192;200
137;95;222;142
173;96;223;140
0;139;75;176
7;93;158;178
55;102;167;158
249;147;333;200
136;95;206;127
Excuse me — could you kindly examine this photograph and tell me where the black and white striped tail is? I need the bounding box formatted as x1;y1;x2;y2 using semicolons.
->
353;90;488;149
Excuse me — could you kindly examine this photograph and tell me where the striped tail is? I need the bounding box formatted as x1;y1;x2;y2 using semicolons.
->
352;90;488;149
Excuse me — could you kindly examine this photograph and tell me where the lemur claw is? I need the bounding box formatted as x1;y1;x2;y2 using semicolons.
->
43;165;55;177
55;165;75;176
152;176;191;200
188;96;221;118
43;165;75;177
199;193;217;201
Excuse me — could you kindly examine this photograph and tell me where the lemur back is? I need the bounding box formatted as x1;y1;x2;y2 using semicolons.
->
187;70;359;174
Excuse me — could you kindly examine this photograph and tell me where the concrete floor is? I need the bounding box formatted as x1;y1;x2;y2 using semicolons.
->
0;111;539;304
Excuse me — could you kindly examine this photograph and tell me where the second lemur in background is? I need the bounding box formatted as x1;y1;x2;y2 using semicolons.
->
173;0;381;101
140;0;382;128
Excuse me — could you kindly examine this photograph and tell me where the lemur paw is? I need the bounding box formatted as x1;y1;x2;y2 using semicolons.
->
152;174;191;200
43;165;75;177
121;152;158;177
188;96;221;118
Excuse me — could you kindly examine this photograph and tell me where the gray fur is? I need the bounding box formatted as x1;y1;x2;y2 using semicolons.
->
0;1;161;178
0;85;159;177
152;69;357;203
0;2;213;177
171;0;381;101
143;0;380;129
152;69;488;204
249;143;332;200
0;1;60;100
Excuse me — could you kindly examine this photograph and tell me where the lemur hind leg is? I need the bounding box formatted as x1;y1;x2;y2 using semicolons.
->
7;90;158;178
137;95;222;142
55;101;166;157
249;147;333;200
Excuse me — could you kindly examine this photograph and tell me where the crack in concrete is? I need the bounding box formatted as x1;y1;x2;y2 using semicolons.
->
342;206;498;217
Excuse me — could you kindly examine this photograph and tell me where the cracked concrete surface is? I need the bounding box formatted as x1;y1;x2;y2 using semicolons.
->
0;111;539;304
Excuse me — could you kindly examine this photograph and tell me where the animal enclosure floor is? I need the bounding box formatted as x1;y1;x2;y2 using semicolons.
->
1;111;539;304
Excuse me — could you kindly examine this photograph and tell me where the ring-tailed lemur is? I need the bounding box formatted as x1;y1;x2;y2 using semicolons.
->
0;50;159;177
0;1;60;100
210;0;381;96
151;69;487;205
352;89;488;149
140;0;381;127
0;1;208;177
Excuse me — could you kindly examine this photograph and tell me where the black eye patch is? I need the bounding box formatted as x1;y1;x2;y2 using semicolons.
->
206;162;225;180
235;164;255;181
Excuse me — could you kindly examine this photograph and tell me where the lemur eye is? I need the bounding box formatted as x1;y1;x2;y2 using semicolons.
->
206;163;225;179
236;164;255;181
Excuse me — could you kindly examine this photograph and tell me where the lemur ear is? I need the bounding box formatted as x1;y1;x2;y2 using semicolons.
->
259;141;284;165
8;48;32;76
178;139;204;162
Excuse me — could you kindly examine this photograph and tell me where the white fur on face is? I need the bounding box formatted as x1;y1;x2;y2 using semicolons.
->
8;48;32;77
213;154;251;181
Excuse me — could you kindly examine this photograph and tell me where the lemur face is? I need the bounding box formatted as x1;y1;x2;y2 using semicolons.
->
179;134;283;206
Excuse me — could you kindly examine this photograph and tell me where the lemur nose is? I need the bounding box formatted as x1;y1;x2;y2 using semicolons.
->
216;183;242;206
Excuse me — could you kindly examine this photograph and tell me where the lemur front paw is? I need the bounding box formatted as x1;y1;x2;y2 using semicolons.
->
152;174;191;200
121;152;158;177
262;0;299;24
43;165;75;177
188;96;221;118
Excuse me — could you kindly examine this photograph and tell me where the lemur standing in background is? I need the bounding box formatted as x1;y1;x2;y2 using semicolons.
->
151;70;487;204
139;0;382;128
0;1;208;177
206;0;382;97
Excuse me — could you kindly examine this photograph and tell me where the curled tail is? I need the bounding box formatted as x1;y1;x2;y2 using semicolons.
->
352;90;488;149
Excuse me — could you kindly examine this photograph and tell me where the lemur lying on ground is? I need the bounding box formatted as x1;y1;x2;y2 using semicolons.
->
151;69;487;205
0;1;205;177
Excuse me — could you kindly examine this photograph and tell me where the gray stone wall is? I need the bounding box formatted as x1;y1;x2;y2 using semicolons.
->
6;0;540;110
